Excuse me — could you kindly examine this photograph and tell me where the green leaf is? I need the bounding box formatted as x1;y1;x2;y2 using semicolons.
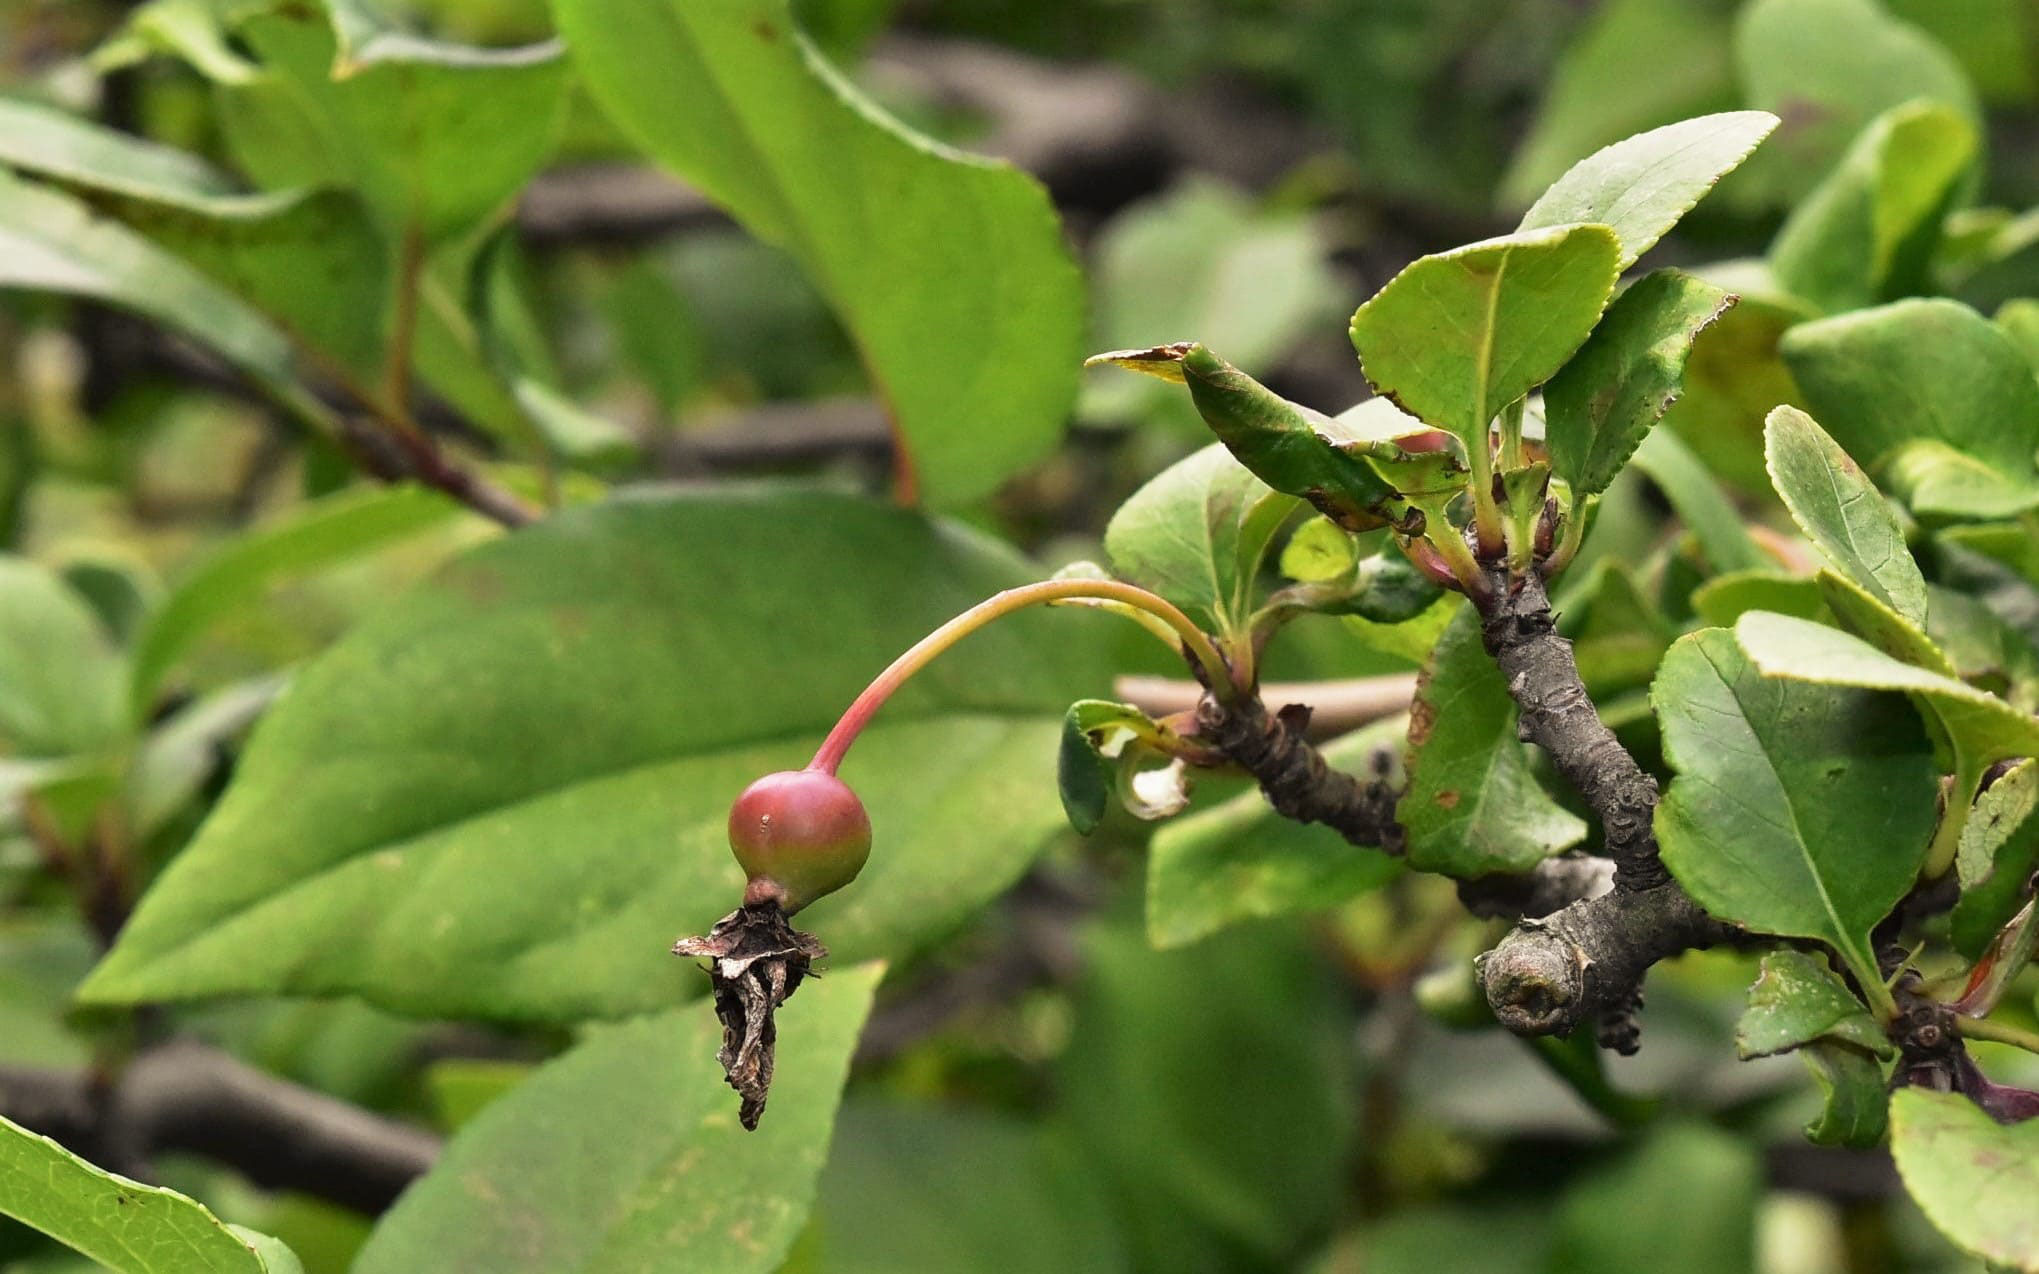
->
1548;1124;1762;1274
1545;269;1736;496
1798;1041;1890;1147
354;962;881;1274
1764;406;1928;625
216;4;569;243
1890;1088;2039;1272
1056;699;1185;835
1653;627;1938;989
1782;299;2039;520
1102;443;1298;633
0;558;126;759
1061;920;1349;1272
1278;517;1357;584
1146;717;1403;949
1519;112;1779;271
1342;594;1465;667
1734;0;1980;208
1348;224;1621;450
1399;607;1588;876
79;492;1109;1020
1953;759;2039;956
1058;701;1119;837
1691;571;1829;629
0;171;311;413
0;98;385;379
0;1115;297;1273
1813;569;1950;673
553;0;1082;507
1770;101;1978;315
1736;949;1892;1059
1735;610;2039;769
1998;298;2039;372
804;1102;1129;1274
1630;428;1768;575
1085;179;1339;435
130;486;467;716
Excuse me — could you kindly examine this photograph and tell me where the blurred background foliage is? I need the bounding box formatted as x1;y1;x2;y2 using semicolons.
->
1;0;2038;1271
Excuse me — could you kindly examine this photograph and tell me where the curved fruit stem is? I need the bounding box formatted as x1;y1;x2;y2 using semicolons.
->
810;578;1235;774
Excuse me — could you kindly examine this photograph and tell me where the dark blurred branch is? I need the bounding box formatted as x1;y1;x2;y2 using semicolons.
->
0;1041;439;1214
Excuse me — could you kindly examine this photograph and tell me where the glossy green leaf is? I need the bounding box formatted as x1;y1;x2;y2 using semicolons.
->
1102;443;1298;632
1953;759;2039;956
355;962;881;1274
553;0;1081;507
1764;406;1927;625
1545;269;1736;496
1770;101;1977;315
1736;949;1891;1059
802;1102;1129;1274
1061;921;1349;1272
1889;1088;2039;1272
1735;610;2039;768
1399;608;1587;876
1630;429;1768;575
216;4;568;243
130;486;468;716
1653;628;1937;988
1085;179;1339;436
1147;716;1403;949
0;98;385;379
1798;1042;1890;1148
0;559;125;760
0;1115;298;1273
1349;224;1621;450
1548;1124;1761;1274
0;171;311;412
1782;299;2039;519
79;492;1109;1020
1734;0;1979;207
1519;112;1778;270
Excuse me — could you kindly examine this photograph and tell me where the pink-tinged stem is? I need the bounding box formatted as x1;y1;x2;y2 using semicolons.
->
809;578;1233;775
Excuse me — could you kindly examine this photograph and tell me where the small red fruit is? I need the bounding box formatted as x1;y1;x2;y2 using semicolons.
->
727;768;872;913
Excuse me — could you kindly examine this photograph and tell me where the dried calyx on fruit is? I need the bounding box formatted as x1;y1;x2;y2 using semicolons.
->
676;575;1236;1128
